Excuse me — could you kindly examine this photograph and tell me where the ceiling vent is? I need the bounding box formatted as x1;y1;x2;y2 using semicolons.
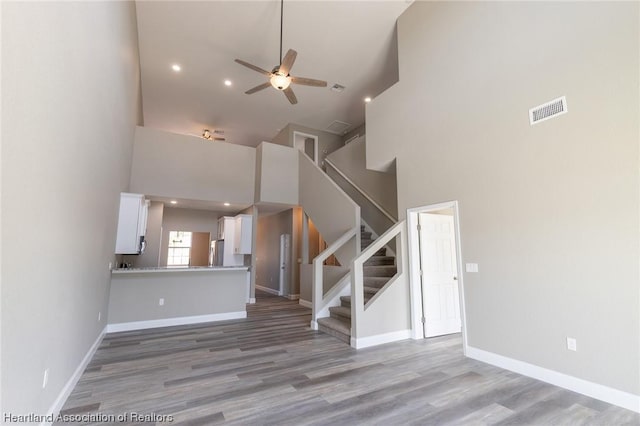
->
330;84;346;93
529;96;567;125
326;120;351;135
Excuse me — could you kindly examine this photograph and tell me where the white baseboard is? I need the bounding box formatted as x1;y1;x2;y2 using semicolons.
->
350;329;412;349
255;284;281;296
466;346;640;413
106;311;246;333
287;294;300;300
42;326;106;426
299;299;312;309
310;320;318;330
248;297;256;304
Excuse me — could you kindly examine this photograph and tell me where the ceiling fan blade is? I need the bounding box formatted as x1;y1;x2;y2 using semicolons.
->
283;87;298;105
291;76;327;87
245;82;271;94
279;49;297;75
235;59;271;76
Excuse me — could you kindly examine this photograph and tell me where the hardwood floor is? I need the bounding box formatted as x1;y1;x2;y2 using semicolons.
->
57;291;639;425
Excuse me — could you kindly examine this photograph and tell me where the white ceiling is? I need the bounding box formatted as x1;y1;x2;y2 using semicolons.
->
135;0;411;147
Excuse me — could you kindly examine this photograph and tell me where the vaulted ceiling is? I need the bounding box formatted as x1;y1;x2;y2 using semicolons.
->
135;1;411;147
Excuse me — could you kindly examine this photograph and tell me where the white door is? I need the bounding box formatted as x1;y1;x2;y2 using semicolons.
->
279;234;291;296
419;213;461;337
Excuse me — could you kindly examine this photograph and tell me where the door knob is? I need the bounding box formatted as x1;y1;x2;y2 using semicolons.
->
453;276;458;280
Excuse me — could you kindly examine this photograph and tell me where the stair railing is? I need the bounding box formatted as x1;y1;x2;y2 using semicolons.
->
324;158;396;222
311;226;359;330
351;220;407;345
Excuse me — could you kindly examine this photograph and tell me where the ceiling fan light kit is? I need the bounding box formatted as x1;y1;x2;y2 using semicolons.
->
270;73;291;91
234;0;327;104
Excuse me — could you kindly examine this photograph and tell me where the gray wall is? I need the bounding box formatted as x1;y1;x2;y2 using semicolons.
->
367;2;639;395
159;207;221;267
255;142;299;205
326;136;398;217
256;209;293;293
1;1;142;416
108;270;247;324
342;124;366;144
271;123;344;171
130;126;256;204
299;152;359;267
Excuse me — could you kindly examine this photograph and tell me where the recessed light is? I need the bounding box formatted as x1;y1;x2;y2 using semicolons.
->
224;79;232;86
223;202;230;206
364;97;372;103
171;64;181;72
170;200;177;204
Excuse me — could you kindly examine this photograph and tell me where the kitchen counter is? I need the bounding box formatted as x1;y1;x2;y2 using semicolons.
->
108;266;249;332
112;266;248;274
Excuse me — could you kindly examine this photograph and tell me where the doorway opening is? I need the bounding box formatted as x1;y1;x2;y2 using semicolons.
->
293;131;319;165
407;201;468;352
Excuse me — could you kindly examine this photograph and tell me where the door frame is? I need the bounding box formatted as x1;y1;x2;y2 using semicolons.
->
293;131;319;165
406;200;468;354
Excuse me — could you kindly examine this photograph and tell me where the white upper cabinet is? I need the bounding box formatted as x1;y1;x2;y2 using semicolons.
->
115;193;149;254
234;214;253;254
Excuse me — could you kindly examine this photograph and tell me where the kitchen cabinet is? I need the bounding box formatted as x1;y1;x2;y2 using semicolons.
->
115;193;149;254
233;214;253;254
217;216;233;240
217;216;244;266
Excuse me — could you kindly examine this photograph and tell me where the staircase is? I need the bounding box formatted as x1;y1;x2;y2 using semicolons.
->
317;224;397;343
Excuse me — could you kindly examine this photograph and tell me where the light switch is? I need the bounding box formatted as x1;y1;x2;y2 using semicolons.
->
465;263;479;273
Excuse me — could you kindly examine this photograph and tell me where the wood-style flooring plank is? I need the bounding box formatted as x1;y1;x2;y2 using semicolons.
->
55;290;639;425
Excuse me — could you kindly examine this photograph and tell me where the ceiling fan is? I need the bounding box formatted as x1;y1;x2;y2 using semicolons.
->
234;0;327;104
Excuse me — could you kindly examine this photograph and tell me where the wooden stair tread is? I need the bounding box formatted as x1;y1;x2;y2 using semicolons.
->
364;256;395;266
340;295;373;307
363;265;397;277
317;317;351;343
364;286;381;294
329;305;351;319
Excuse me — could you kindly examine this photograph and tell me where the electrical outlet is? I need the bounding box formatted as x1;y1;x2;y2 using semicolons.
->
567;337;577;351
159;298;165;306
98;311;101;322
42;369;49;389
465;263;479;273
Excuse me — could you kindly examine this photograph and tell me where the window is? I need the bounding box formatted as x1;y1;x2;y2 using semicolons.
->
167;231;192;266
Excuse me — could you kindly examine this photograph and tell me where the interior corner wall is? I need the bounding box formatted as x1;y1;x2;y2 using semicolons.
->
256;209;294;293
1;1;142;416
367;1;639;395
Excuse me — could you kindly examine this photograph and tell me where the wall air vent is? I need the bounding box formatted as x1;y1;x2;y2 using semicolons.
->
529;96;567;125
326;120;351;135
